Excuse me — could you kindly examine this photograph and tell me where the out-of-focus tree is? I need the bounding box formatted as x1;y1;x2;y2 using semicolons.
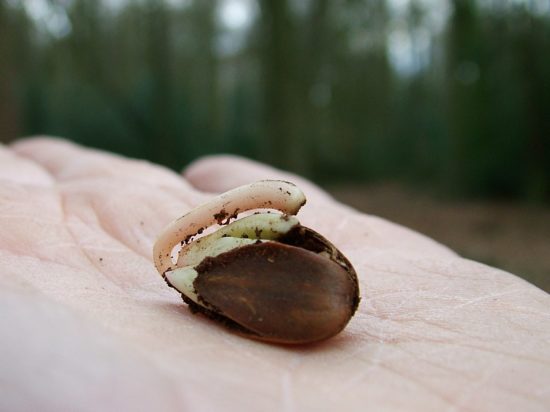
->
0;2;32;143
445;0;485;195
445;0;549;200
0;0;548;202
330;0;394;180
512;7;550;200
257;0;300;171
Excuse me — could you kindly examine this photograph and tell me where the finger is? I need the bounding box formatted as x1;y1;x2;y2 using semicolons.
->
183;154;334;203
12;136;187;189
0;143;90;269
10;137;206;258
0;142;54;187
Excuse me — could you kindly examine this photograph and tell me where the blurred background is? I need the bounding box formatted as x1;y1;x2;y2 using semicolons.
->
0;0;549;291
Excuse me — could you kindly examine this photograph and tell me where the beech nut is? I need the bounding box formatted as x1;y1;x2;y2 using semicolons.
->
153;180;360;344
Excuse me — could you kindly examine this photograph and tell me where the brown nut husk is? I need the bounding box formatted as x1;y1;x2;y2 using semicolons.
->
154;180;360;344
169;226;359;344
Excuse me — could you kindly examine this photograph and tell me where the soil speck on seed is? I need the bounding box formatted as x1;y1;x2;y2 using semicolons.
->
214;209;229;225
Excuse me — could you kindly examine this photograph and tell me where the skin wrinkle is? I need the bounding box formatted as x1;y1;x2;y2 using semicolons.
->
89;178;197;249
58;177;191;262
423;302;550;349
453;341;550;366
408;259;488;280
393;341;546;403
0;185;95;274
369;289;464;316
426;354;535;412
365;292;449;324
2;144;173;298
89;196;152;260
360;260;455;280
58;191;130;292
362;312;550;360
415;318;489;342
342;282;548;408
406;345;473;379
363;285;494;344
514;306;550;319
0;235;86;269
396;345;478;381
506;316;550;342
386;287;527;320
496;376;550;408
444;375;516;412
447;364;546;412
361;265;535;355
41;183;183;296
0;251;128;322
377;359;460;409
409;258;514;284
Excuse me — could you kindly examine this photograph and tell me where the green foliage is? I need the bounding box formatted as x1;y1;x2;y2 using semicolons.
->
0;0;548;201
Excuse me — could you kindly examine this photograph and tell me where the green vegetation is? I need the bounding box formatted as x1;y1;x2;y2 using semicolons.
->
1;0;548;201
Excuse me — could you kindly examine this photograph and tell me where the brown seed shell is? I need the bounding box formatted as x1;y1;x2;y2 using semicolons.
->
192;240;358;344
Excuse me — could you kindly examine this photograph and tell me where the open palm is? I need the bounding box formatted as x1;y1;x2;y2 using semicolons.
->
1;138;549;411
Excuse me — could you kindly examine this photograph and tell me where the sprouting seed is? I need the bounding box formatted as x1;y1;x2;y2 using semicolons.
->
153;180;360;344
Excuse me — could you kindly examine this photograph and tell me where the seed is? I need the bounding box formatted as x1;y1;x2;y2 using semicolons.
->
153;180;360;344
193;241;357;343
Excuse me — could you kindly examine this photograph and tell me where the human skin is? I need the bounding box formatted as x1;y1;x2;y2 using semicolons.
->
0;137;549;412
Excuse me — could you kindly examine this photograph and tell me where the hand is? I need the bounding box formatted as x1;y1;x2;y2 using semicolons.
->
1;138;548;411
